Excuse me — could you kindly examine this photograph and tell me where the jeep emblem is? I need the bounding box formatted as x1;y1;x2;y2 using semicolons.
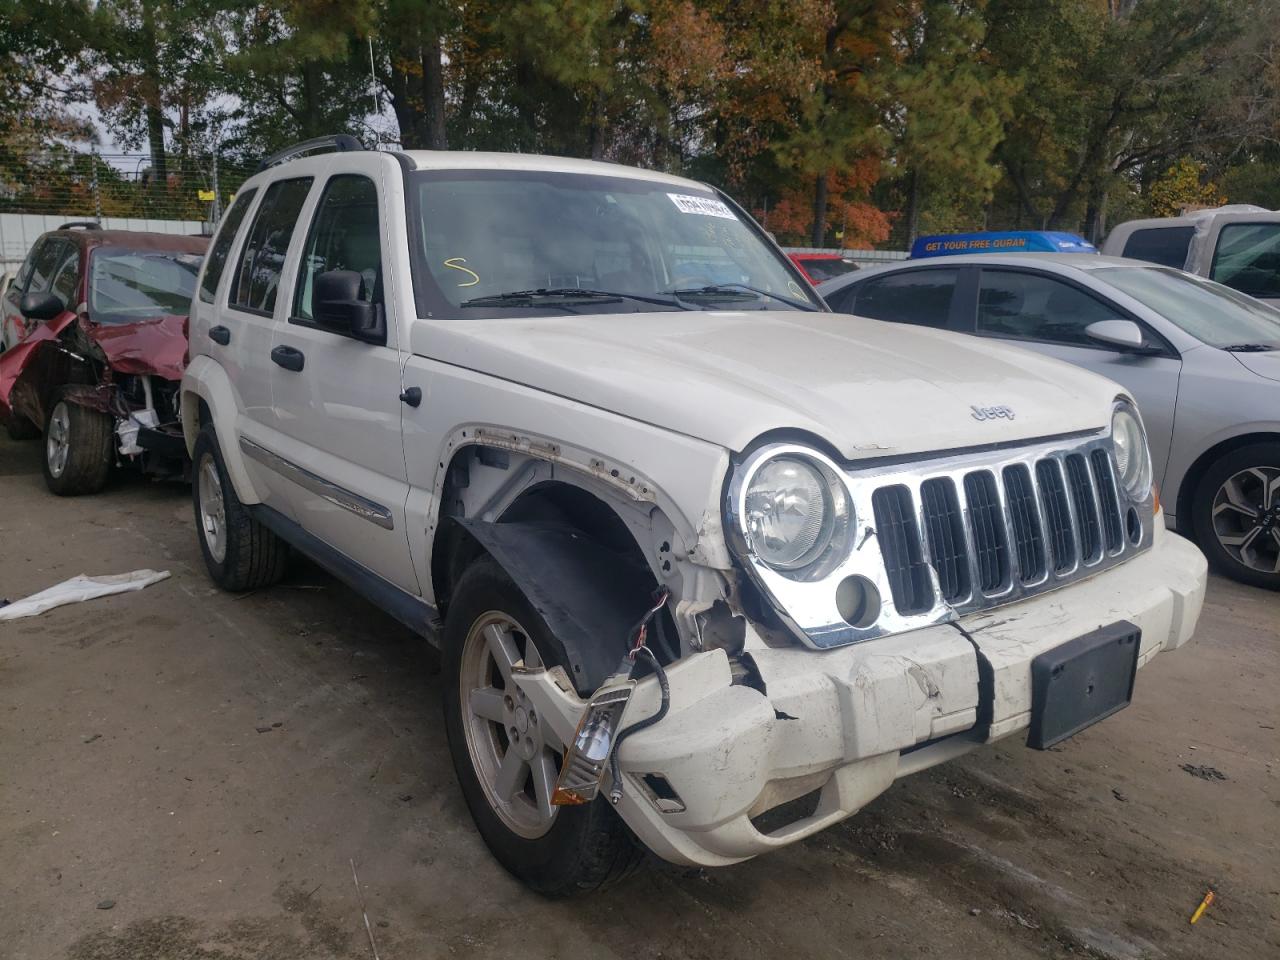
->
971;404;1015;422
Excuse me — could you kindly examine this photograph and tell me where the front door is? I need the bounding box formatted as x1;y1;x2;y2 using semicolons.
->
972;267;1183;485
267;162;417;594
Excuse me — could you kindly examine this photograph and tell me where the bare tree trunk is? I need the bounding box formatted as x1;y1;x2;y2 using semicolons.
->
812;172;828;247
422;34;448;150
140;2;167;190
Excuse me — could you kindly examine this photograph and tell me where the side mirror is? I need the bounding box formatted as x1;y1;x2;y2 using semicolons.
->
19;291;64;322
313;270;386;345
1086;319;1150;352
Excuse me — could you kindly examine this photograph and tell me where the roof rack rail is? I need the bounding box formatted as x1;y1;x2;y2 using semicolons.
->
257;134;363;172
59;221;101;230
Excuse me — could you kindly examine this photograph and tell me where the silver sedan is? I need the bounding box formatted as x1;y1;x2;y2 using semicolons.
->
819;253;1280;589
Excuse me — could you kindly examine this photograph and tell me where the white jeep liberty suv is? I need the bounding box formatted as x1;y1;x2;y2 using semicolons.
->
182;136;1208;895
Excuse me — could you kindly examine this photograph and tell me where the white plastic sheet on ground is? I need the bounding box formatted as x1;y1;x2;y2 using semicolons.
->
0;569;170;622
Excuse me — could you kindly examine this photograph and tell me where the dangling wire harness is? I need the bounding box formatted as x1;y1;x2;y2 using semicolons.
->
609;589;671;804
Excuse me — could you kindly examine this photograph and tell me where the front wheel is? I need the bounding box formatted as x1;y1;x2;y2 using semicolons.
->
42;392;113;495
1191;442;1280;590
442;556;641;896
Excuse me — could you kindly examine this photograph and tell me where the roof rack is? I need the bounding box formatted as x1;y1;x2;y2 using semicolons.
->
58;221;101;230
257;134;363;172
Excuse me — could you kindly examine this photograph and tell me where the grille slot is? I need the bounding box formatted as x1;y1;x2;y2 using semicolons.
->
872;485;934;614
1090;449;1124;552
963;471;1010;592
1036;459;1076;572
921;477;970;602
1065;453;1102;563
1003;464;1046;582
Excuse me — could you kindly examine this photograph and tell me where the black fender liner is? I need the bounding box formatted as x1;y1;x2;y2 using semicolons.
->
454;518;656;695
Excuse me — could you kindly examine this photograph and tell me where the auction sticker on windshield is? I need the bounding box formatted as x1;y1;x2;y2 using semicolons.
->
668;193;737;220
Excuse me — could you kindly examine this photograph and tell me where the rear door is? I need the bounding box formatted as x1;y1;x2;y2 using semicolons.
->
266;157;417;593
970;267;1182;482
222;178;315;516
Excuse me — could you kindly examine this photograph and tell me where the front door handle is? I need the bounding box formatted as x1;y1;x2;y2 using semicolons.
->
208;325;231;345
270;344;305;372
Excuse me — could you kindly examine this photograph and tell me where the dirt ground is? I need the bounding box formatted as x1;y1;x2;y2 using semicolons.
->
1;432;1276;960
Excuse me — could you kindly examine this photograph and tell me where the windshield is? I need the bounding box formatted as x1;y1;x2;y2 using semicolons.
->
1095;266;1280;349
89;247;202;324
408;169;816;318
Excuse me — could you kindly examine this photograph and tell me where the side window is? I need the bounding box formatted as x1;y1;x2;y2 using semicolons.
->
199;188;258;303
1120;227;1194;269
853;269;958;328
977;270;1125;346
49;249;81;307
1210;223;1280;300
25;239;70;294
292;175;382;324
823;283;858;314
230;178;313;314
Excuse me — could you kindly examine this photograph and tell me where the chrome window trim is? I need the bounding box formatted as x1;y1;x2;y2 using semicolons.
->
724;426;1154;650
240;436;395;530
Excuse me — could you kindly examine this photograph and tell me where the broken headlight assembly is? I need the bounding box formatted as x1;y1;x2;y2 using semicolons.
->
740;452;854;580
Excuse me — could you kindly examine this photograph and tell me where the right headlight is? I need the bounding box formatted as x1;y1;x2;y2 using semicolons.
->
742;454;852;577
1112;402;1152;500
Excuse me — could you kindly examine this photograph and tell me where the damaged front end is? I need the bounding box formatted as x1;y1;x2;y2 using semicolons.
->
0;309;190;478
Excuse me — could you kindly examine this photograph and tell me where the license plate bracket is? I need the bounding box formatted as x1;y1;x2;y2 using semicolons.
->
1027;621;1141;750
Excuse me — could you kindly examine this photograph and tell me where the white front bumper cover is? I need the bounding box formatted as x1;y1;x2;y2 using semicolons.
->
515;524;1207;868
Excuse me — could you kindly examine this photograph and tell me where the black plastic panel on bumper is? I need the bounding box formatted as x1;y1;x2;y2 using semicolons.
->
1027;620;1140;750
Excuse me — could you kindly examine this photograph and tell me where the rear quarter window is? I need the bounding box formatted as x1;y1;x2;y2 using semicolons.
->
1119;226;1194;269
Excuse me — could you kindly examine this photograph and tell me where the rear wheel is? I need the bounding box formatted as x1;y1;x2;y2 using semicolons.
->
443;556;641;896
42;393;112;495
1191;442;1280;590
192;424;290;591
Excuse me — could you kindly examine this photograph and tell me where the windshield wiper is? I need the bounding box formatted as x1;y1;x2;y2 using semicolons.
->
1222;343;1278;352
461;288;691;310
669;283;818;312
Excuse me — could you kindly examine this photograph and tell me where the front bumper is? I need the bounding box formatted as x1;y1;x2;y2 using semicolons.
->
517;524;1207;868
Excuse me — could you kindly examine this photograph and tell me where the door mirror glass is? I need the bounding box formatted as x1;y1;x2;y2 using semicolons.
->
19;290;64;321
313;270;385;344
1085;319;1146;351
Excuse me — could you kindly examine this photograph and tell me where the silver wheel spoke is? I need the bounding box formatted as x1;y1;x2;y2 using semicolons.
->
1267;472;1280;511
469;686;506;724
484;623;520;683
493;748;528;801
1220;527;1262;550
530;752;557;820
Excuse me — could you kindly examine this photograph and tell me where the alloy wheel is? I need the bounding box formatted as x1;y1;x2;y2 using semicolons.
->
198;453;228;564
46;402;71;478
1211;465;1280;574
458;611;563;839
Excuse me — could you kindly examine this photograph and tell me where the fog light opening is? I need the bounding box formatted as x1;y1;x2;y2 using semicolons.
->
836;575;881;628
639;773;686;814
1125;506;1142;545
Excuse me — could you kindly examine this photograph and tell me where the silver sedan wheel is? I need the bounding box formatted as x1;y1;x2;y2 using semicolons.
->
1211;465;1280;574
45;401;71;478
198;453;228;564
459;611;563;839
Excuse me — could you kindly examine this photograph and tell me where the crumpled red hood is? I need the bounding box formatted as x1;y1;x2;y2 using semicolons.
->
0;312;188;417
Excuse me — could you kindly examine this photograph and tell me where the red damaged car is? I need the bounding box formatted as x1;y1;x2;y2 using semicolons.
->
0;224;208;495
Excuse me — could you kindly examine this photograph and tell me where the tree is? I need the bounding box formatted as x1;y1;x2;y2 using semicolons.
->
1148;158;1224;215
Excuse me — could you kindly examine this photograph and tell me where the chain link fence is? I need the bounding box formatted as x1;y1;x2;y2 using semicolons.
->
0;151;257;230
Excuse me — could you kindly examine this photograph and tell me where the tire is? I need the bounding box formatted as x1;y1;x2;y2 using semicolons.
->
41;392;113;495
192;424;290;591
1190;441;1280;590
443;556;642;896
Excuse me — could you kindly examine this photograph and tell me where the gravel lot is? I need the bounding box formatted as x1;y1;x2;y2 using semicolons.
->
1;432;1276;960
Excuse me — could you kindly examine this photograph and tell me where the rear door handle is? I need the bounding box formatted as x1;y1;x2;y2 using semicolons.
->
270;344;305;372
208;325;230;345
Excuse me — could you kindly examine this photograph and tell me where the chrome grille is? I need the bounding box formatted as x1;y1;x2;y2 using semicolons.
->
726;430;1153;651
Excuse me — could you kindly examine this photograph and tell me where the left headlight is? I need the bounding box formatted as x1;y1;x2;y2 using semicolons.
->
1112;402;1152;500
743;455;852;577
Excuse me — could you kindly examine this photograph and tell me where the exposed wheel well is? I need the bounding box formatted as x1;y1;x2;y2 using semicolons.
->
1176;432;1280;532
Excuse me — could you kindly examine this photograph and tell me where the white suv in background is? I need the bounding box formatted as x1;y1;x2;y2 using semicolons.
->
182;137;1206;895
1103;205;1280;307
